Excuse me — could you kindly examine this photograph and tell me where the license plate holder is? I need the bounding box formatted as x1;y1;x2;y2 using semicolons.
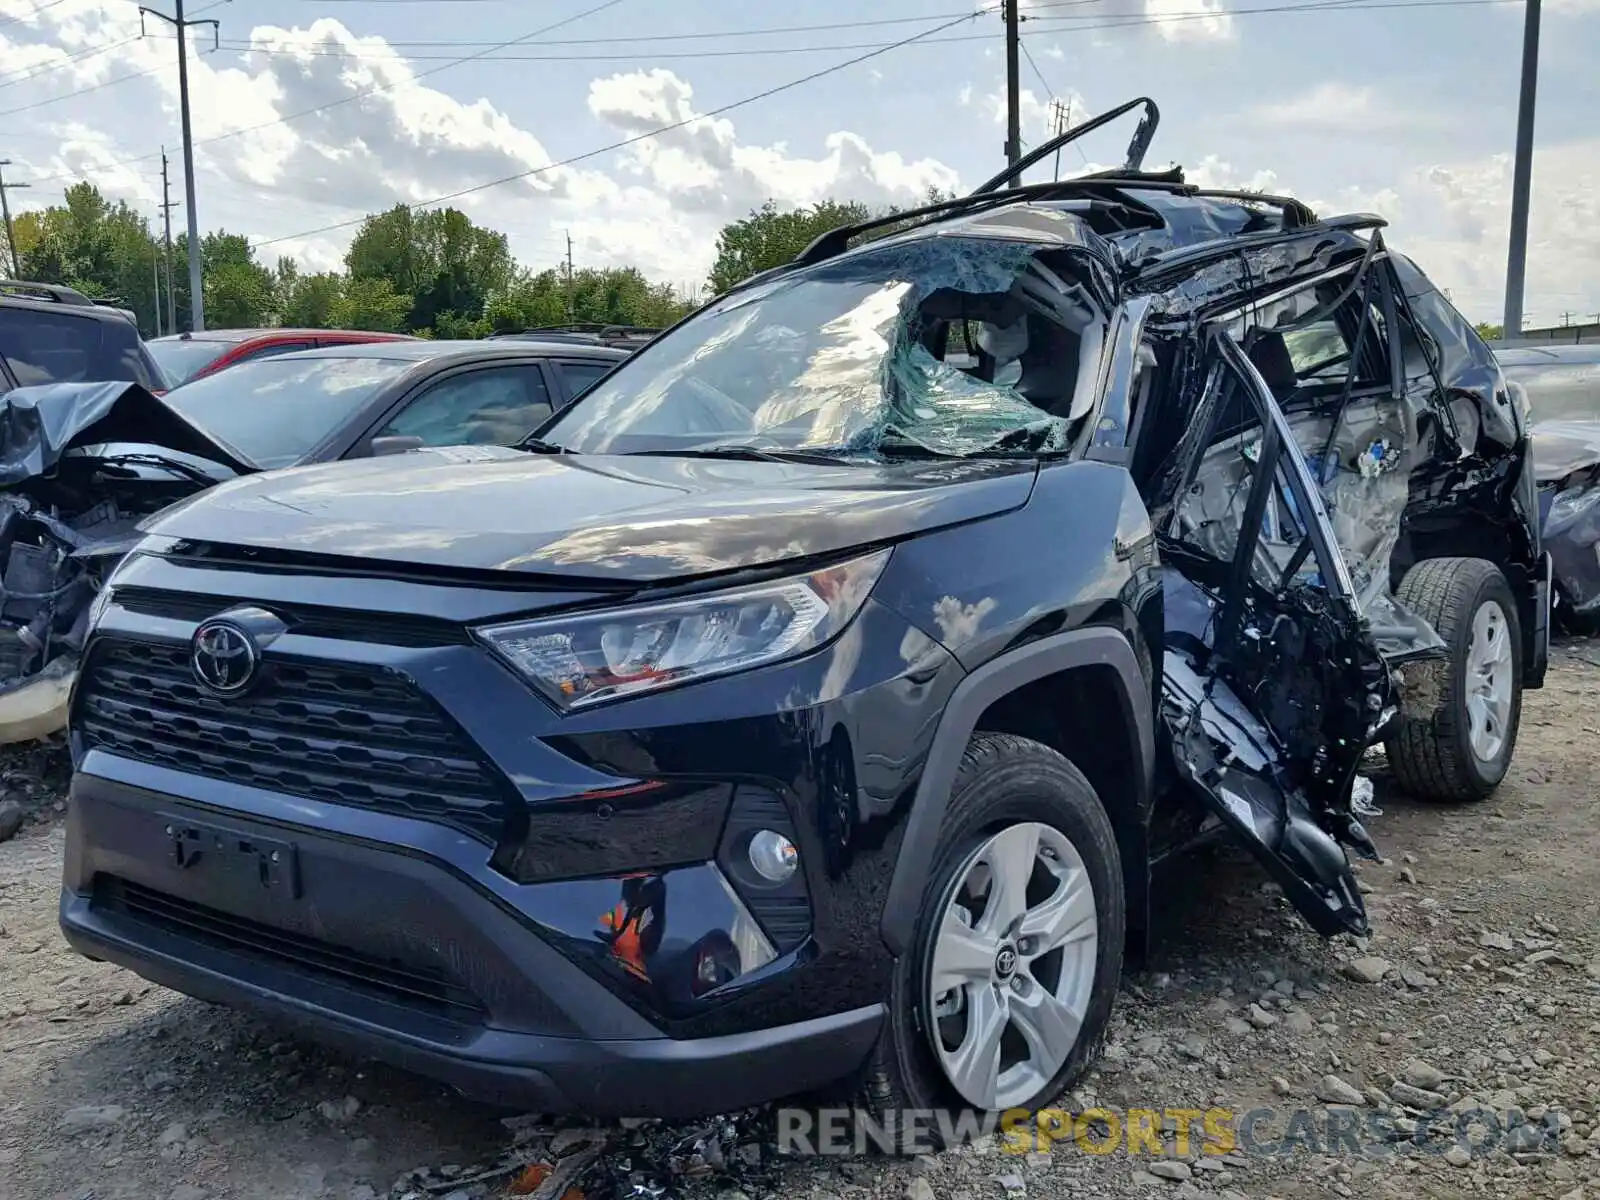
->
166;817;301;900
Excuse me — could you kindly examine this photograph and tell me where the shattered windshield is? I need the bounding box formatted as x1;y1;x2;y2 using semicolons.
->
542;236;1111;459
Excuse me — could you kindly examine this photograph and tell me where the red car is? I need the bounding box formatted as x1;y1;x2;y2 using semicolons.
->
147;328;419;387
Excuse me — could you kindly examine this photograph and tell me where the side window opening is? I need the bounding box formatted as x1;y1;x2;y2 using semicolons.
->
382;367;555;448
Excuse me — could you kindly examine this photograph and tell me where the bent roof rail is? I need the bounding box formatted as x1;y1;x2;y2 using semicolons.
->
968;96;1162;194
0;279;96;307
1132;212;1388;284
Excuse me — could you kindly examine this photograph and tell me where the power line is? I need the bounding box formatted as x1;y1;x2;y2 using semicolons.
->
254;6;994;249
12;0;1523;187
0;0;69;31
216;5;1112;50
19;0;627;185
1021;41;1092;171
125;0;1515;66
0;68;165;119
0;0;227;89
0;36;143;89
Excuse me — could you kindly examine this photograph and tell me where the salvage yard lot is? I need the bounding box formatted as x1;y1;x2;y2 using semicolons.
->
3;645;1599;1200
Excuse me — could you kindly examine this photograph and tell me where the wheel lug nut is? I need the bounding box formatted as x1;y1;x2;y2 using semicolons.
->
1011;977;1025;993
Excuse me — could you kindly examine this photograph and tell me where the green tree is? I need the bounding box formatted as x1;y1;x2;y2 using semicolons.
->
1475;322;1504;342
206;261;273;327
329;276;410;332
704;190;956;296
15;184;167;334
346;205;513;334
705;199;872;295
281;271;344;328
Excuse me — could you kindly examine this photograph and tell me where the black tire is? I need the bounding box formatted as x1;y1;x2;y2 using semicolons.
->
863;732;1124;1150
1386;557;1523;801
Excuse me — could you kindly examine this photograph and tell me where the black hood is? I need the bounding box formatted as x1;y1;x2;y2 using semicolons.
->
1531;419;1600;485
0;381;255;484
143;445;1038;583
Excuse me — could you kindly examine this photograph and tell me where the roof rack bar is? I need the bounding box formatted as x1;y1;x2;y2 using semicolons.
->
968;97;1161;195
0;278;95;306
1135;213;1387;280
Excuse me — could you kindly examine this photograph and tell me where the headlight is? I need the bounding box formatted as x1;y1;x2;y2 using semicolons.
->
476;549;890;710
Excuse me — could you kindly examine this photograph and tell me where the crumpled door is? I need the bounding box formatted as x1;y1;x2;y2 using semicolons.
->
1152;329;1391;937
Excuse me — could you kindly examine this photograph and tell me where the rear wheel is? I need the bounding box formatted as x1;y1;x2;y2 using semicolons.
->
865;732;1124;1147
1386;557;1523;801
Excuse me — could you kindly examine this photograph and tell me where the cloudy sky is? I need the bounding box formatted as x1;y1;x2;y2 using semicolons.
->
0;0;1595;325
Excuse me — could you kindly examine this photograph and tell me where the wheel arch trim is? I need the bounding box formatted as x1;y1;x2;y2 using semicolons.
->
879;625;1155;957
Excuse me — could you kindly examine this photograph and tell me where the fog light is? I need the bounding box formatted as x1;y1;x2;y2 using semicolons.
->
748;830;798;883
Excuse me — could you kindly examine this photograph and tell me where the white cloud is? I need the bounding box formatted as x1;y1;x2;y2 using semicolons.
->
587;68;959;217
1249;82;1450;136
4;4;965;287
1143;0;1234;42
1391;139;1600;324
1152;139;1600;322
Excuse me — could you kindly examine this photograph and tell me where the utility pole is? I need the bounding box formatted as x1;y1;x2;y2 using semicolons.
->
1003;0;1021;185
1502;0;1541;341
140;1;219;332
0;160;30;278
564;231;575;324
151;234;163;337
159;148;178;335
1048;98;1071;181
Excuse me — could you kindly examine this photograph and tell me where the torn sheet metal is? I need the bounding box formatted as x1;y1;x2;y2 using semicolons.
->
1531;420;1600;486
1161;644;1370;937
1282;398;1448;659
1541;472;1600;615
1389;252;1518;451
0;381;253;484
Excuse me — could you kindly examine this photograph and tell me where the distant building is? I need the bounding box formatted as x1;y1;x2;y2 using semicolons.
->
1494;319;1600;348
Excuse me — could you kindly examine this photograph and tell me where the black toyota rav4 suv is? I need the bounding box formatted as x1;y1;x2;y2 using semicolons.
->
61;101;1549;1124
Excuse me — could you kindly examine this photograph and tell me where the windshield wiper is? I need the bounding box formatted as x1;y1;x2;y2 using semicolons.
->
518;437;577;454
626;443;852;464
91;453;225;488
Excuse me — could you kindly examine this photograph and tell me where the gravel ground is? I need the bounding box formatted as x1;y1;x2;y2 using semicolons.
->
3;644;1599;1200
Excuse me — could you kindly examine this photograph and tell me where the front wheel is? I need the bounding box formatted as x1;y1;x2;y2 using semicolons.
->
865;732;1124;1143
1386;557;1523;801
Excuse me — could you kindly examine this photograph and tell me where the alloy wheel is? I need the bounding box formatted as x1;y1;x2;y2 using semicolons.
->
1466;599;1513;763
925;821;1098;1110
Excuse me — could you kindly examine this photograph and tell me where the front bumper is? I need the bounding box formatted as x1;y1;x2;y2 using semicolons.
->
59;772;883;1118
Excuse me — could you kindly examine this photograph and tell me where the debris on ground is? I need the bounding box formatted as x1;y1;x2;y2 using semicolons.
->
0;737;68;842
386;1113;780;1200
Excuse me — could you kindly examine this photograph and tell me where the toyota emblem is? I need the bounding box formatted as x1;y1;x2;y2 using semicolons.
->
190;619;259;694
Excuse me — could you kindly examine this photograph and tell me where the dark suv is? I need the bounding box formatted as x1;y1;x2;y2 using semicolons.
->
0;281;164;392
60;101;1548;1124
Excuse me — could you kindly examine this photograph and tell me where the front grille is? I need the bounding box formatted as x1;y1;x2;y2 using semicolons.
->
94;876;484;1022
111;586;471;647
77;639;511;839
